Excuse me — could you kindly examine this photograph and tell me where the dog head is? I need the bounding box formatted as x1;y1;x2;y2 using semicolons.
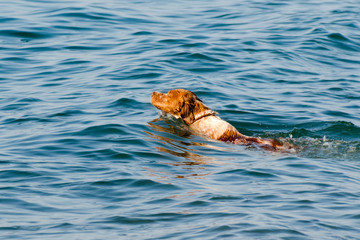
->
151;89;210;125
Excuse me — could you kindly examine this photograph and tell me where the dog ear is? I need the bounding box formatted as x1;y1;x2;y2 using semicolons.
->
180;96;196;125
180;103;194;125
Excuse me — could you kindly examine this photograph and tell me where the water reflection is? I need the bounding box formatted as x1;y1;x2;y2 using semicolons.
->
146;117;226;164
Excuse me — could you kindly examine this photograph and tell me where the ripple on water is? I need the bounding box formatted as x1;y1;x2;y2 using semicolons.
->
75;124;127;137
1;0;360;239
0;30;51;40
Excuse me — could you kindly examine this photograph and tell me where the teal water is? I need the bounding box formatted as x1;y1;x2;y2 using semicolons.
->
1;0;360;239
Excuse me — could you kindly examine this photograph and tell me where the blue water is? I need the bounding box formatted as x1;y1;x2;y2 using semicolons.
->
1;0;360;239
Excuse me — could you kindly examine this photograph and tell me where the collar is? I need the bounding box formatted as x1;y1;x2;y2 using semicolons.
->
193;110;218;123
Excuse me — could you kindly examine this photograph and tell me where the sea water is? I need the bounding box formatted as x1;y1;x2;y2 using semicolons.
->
1;0;360;239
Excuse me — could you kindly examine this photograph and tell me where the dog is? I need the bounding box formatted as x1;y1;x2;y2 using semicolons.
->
151;89;295;152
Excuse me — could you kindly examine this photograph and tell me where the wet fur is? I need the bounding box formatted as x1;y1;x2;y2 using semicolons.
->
151;89;294;152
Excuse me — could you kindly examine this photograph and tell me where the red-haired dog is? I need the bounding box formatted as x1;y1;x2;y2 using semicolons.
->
151;89;294;152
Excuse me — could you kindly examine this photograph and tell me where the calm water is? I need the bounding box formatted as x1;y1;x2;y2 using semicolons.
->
1;0;360;239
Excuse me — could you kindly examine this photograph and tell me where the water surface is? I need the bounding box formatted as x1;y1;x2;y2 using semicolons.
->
1;0;360;239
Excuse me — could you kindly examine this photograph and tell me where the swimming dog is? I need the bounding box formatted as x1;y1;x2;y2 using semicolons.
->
151;89;294;152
